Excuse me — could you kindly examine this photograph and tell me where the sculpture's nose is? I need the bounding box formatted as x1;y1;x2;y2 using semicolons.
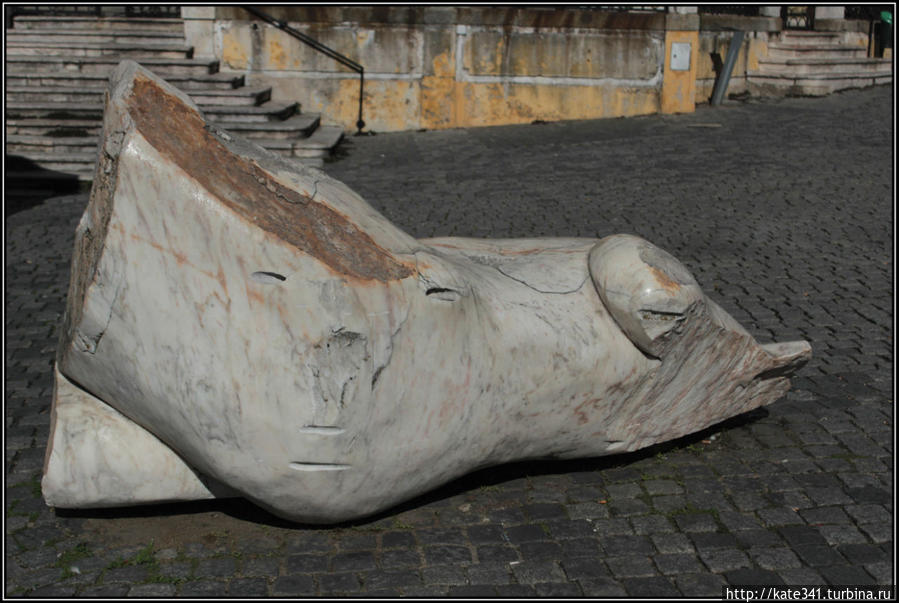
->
759;340;813;378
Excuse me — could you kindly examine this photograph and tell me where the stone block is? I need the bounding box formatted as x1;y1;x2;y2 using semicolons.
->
42;60;811;524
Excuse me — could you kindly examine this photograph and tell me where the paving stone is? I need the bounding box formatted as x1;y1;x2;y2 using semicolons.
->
77;584;131;597
559;556;609;581
776;567;826;584
818;524;869;545
724;568;785;585
578;577;627;596
653;553;705;575
319;571;362;593
228;577;269;596
415;527;466;546
699;549;752;573
332;551;376;572
127;583;177;597
534;581;583;596
466;562;512;584
777;525;828;548
379;548;421;569
446;584;497;596
605;555;657;579
622;575;679;597
286;553;328;574
630;515;675;535
674;513;719;533
196;556;237;577
465;524;504;544
509;559;566;584
361;569;421;590
863;561;893;584
794;545;847;567
557;537;601;558
239;556;280;577
748;547;803;570
675;572;726;596
177;579;228;596
544;518;594;539
651;533;695;554
845;504;891;524
423;545;472;566
401;585;449;597
26;584;77;597
518;540;563;560
272;574;315;596
494;583;537;596
818;565;876;586
690;532;738;551
422;564;468;586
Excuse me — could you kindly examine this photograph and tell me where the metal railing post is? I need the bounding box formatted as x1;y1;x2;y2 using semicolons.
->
710;30;745;106
241;6;366;134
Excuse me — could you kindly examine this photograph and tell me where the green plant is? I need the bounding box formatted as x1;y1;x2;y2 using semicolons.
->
58;542;92;578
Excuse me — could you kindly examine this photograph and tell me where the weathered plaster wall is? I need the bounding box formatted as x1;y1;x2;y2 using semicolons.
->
206;7;677;132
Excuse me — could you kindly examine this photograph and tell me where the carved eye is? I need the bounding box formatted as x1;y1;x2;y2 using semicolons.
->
425;287;461;302
251;271;286;284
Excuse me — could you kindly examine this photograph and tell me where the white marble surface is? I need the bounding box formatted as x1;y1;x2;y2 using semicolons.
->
45;61;811;523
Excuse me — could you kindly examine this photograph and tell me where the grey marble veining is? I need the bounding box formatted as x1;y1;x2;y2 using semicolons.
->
42;61;811;524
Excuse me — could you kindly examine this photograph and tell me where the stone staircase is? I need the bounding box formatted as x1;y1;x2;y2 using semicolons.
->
6;13;344;198
748;30;893;96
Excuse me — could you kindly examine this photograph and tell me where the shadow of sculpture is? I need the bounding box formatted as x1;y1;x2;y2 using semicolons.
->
5;155;84;217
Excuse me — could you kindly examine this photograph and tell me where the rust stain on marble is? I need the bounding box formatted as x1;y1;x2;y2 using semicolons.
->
649;266;681;293
125;76;414;283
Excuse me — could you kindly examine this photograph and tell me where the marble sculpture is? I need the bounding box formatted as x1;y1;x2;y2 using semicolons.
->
43;61;812;523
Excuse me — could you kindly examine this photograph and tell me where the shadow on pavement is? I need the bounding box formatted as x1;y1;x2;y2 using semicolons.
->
5;155;84;218
52;407;769;530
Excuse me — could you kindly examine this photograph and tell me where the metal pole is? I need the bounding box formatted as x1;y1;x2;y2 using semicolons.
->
710;30;745;106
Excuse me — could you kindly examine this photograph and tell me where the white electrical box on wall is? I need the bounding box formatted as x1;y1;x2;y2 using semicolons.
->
670;42;691;71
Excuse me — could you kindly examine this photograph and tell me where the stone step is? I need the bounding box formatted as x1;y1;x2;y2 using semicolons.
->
6;103;104;120
202;102;299;123
255;125;345;159
6;85;271;107
6;119;102;137
214;114;322;140
5;40;193;59
10;16;184;32
6;71;244;90
777;30;842;46
767;43;868;60
5;27;185;45
188;87;272;106
3;168;83;193
6;135;99;155
6;151;98;180
7;97;295;121
748;73;892;96
757;57;893;76
5;125;344;161
5;55;218;77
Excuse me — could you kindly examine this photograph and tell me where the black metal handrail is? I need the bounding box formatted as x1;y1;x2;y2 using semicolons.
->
241;6;365;134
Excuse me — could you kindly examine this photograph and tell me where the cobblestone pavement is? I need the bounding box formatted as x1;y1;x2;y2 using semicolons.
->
5;85;893;597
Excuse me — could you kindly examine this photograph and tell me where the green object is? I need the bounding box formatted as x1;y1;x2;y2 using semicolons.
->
881;11;892;25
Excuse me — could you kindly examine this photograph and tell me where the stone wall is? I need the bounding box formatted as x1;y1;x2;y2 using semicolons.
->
185;7;705;132
183;7;865;132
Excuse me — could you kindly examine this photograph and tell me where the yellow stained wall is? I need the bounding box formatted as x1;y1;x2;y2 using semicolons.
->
660;30;698;114
217;19;681;132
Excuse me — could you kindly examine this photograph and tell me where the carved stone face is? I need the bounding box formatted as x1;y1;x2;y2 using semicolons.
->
43;61;811;524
